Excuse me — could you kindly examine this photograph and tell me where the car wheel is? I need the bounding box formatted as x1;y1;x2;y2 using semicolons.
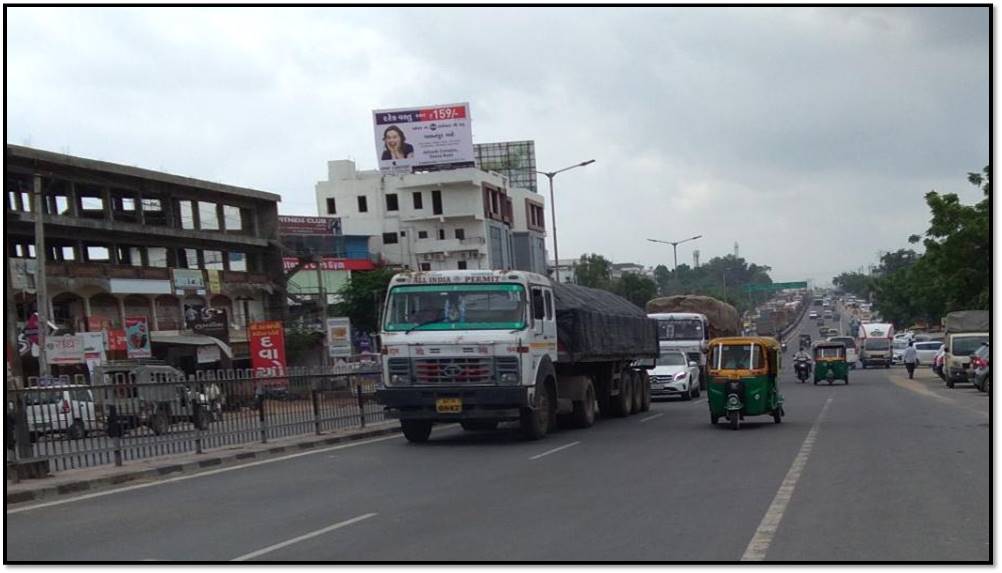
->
682;383;692;401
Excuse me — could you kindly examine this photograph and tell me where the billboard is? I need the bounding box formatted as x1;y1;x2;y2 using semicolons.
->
45;334;85;365
281;257;376;272
125;317;152;359
249;321;287;381
278;216;343;237
474;140;537;193
373;103;474;172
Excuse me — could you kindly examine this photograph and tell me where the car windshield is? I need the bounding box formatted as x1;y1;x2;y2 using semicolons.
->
951;336;990;357
893;340;909;350
864;338;890;350
656;353;686;367
657;319;704;341
384;283;527;331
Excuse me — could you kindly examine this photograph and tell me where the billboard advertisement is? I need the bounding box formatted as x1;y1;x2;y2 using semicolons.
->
373;102;474;172
249;321;287;383
125;317;152;359
45;334;85;365
281;257;376;272
326;317;352;359
278;216;343;236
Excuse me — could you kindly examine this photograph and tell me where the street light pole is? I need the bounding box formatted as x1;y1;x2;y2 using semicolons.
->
647;235;703;271
536;159;596;283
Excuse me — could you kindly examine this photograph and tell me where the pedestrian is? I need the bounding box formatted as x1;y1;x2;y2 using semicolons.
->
903;341;918;379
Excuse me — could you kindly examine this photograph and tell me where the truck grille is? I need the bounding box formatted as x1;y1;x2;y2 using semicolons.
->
387;358;411;378
415;357;493;385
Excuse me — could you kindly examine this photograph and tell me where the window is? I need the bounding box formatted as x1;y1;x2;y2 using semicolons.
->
386;193;399;211
412;192;423;209
544;290;553;319
399;231;406;237
142;198;162;212
148;247;168;268
222;205;242;231
531;288;545;320
432;190;442;215
457;261;467;270
179;200;196;230
382;232;399;245
418;231;428;239
53;195;69;215
455;228;465;240
86;245;110;262
58;246;76;261
438;229;446;240
117;246;143;266
178;248;199;269
326;197;337;215
198;202;219;230
228;252;247;272
357;196;368;213
419;263;431;271
203;250;225;270
80;195;104;212
119;197;136;211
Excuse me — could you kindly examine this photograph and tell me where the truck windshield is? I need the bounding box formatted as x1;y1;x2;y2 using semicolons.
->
384;283;527;332
863;338;890;351
951;336;990;356
657;319;704;341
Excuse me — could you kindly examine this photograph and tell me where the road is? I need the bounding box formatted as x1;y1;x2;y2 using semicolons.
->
6;309;990;562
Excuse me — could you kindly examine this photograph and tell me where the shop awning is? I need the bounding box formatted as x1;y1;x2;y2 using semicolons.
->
150;333;233;358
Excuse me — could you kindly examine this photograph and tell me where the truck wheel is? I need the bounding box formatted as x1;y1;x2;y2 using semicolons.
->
639;372;652;412
571;381;596;428
460;420;498;432
520;381;552;440
631;373;643;414
401;420;433;443
610;373;633;418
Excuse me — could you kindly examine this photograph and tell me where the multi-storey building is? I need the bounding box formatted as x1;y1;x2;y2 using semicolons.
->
315;160;547;274
5;144;285;372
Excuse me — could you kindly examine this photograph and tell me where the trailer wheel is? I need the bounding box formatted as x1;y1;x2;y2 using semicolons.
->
610;372;633;418
631;372;643;414
520;380;553;440
571;381;596;428
638;371;652;412
401;420;433;443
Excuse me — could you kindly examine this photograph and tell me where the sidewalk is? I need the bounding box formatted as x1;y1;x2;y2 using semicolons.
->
6;421;400;506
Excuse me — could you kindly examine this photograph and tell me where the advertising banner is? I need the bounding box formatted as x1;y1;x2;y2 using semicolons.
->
249;321;287;384
278;216;343;236
107;329;127;352
373;102;474;172
326;317;352;359
188;307;230;343
125;317;152;359
281;257;376;272
197;345;222;364
172;269;205;290
45;334;85;365
206;270;222;295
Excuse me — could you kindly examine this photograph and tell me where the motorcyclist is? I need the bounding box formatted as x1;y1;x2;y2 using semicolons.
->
793;348;813;378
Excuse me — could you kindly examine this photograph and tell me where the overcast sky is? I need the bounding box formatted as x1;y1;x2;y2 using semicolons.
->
6;7;989;285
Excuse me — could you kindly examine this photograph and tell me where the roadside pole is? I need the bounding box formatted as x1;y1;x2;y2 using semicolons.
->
33;174;50;377
317;263;329;369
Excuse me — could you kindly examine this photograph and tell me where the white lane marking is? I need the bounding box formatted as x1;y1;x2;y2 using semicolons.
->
529;441;581;460
6;433;403;515
741;395;834;561
231;513;377;562
639;413;664;423
693;398;707;405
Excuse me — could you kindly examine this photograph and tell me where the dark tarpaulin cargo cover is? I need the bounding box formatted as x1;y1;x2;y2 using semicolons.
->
943;310;989;333
553;283;659;363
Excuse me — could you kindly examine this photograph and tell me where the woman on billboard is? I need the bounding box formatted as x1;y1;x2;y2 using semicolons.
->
380;125;415;160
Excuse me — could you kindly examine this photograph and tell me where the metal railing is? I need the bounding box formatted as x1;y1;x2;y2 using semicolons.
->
6;362;385;475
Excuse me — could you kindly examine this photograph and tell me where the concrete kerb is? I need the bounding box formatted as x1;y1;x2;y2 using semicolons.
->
5;422;400;506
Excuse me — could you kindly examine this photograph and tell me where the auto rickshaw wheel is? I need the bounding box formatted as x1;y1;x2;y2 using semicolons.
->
728;411;739;431
772;408;782;424
710;412;718;425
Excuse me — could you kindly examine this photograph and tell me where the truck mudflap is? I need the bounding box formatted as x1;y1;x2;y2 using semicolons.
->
376;387;528;421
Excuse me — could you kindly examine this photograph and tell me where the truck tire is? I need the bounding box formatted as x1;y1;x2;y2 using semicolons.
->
638;371;652;412
631;372;644;414
570;381;596;428
461;420;498;432
520;380;553;440
610;372;633;418
401;420;433;443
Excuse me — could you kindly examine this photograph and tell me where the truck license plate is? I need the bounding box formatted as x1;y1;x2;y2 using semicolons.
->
436;398;462;413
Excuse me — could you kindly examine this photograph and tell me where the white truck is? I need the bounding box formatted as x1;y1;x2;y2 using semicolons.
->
858;322;894;368
942;311;990;388
645;296;740;389
375;270;659;442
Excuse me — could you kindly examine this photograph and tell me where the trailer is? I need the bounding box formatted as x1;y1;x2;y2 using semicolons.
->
375;270;659;442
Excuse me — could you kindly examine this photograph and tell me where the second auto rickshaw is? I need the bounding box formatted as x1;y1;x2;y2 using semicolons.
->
813;341;849;385
707;336;784;430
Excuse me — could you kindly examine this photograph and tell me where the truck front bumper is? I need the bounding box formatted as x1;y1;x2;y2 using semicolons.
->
376;386;528;421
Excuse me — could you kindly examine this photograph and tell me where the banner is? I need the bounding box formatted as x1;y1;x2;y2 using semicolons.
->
125;316;152;359
197;345;222;364
45;334;85;365
172;269;205;290
189;307;230;343
327;317;352;359
249;321;287;384
107;329;127;352
278;216;343;236
206;269;222;295
373;102;474;172
281;257;376;272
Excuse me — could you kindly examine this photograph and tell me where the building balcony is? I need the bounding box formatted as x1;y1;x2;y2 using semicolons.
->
412;236;486;255
398;211;483;223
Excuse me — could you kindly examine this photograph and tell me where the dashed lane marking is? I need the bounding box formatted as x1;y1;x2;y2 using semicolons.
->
741;395;834;561
529;441;581;460
231;513;377;561
639;413;664;423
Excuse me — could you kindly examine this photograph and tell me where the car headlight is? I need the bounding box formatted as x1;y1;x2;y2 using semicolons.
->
674;372;687;381
390;374;409;385
499;373;519;384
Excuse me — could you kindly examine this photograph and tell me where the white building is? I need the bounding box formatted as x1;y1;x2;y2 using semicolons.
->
316;160;547;274
547;259;579;284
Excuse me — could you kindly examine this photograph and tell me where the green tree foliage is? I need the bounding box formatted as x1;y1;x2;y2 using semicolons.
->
647;255;774;314
832;272;873;299
573;253;613;289
333;266;397;333
613;272;658;308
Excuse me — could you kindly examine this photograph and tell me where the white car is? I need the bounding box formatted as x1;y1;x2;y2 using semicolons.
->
809;311;819;319
649;350;701;400
914;341;943;366
891;339;910;365
24;385;97;440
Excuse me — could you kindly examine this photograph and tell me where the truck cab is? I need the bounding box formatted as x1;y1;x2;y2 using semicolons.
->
858;323;894;368
648;312;709;387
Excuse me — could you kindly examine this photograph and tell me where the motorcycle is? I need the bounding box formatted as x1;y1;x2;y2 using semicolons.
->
794;359;811;383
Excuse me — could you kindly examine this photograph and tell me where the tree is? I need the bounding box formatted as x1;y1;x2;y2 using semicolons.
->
613;273;658;308
832;272;873;299
574;253;613;289
653;264;671;295
333;267;397;333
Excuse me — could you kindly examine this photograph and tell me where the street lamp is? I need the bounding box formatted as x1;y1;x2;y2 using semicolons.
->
536;159;596;283
647;235;703;271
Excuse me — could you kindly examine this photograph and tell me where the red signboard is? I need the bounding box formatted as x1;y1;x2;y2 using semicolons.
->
282;257;376;272
107;329;127;352
249;321;287;387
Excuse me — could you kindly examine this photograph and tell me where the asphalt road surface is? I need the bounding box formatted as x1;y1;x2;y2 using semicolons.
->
6;309;990;562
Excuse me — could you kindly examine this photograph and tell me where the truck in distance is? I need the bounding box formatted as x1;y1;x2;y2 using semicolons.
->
376;270;659;442
858;323;894;368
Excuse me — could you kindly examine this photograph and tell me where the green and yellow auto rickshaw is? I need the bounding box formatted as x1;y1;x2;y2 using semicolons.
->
707;337;784;430
813;341;849;385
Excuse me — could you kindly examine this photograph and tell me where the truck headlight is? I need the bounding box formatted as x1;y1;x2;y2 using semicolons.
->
499;373;519;384
390;374;409;385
